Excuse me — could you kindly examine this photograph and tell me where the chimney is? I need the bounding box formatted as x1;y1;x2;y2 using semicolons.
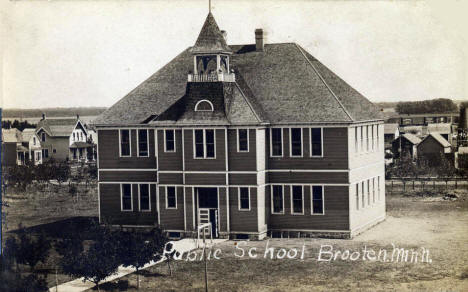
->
255;29;264;51
42;113;46;120
221;30;227;42
76;114;80;120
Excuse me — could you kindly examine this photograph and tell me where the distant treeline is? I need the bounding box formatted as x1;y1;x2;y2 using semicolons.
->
2;120;36;131
395;99;458;115
375;102;398;109
2;107;107;118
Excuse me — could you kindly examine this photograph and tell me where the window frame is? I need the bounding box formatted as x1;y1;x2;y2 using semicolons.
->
120;183;133;212
270;128;283;157
361;181;365;208
41;132;46;142
119;129;132;157
138;183;151;212
311;185;325;215
310;127;323;157
356;184;360;211
290;185;304;215
289;128;303;157
194;99;214;112
193;129;216;159
271;185;284;214
164;129;176;153
137;129;149;157
238;187;251;211
165;186;177;209
237;129;249;152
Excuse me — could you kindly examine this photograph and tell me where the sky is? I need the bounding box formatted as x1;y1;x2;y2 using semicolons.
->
1;0;467;109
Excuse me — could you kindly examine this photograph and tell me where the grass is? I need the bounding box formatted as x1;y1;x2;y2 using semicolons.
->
90;188;468;291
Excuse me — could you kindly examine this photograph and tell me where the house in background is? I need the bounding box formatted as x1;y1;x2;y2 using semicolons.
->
392;133;421;159
1;129;24;167
426;123;453;145
384;123;399;150
93;12;385;239
387;113;459;126
21;128;43;165
36;114;95;162
417;133;452;166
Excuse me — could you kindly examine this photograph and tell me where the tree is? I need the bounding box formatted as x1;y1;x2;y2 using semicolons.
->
395;98;457;115
16;227;51;271
118;228;167;289
55;161;71;186
390;155;416;191
437;153;456;190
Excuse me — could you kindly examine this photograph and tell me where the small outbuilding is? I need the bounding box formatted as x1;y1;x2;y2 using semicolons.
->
417;133;452;166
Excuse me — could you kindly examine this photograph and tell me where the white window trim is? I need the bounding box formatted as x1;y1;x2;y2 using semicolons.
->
289;128;303;157
311;185;325;215
120;183;133;212
119;129;132;158
138;183;151;212
270;128;283;157
290;185;304;215
41;132;46;142
238;187;251;211
310;127;324;157
137;129;150;157
361;181;365;209
164;129;176;152
372;177;376;204
194;99;214;112
356;184;360;211
271;185;285;214
237;129;249;152
165;186;177;209
367;179;371;205
193;129;217;159
354;127;358;154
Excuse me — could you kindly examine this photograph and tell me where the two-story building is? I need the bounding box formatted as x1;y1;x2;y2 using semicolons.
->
93;12;385;239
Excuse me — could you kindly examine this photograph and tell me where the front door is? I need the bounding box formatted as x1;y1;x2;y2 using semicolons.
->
196;188;218;238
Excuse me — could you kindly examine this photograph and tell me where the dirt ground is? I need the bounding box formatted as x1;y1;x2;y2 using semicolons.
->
94;188;468;292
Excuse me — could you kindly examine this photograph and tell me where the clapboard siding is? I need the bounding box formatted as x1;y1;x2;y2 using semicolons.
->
159;186;184;230
227;129;257;171
267;127;348;170
157;129;183;171
99;183;157;225
266;185;349;230
98;129;157;169
185;187;194;231
185;173;226;185
268;171;348;184
228;173;257;185
218;187;227;232
184;129;226;171
159;173;183;184
229;187;258;232
99;171;157;182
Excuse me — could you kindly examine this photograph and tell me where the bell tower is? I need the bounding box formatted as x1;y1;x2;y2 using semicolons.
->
188;12;235;82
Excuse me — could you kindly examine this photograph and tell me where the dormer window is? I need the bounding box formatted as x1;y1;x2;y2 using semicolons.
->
195;100;214;112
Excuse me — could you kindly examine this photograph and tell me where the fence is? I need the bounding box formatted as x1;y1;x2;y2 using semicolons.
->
386;177;468;192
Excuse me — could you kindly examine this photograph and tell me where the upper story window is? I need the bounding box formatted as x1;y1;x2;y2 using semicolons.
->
291;185;304;214
72;133;76;141
290;128;302;157
237;129;249;152
41;132;46;142
194;129;215;158
271;185;284;214
194;100;214;112
33;137;36;145
121;183;133;211
238;187;250;210
138;129;149;157
355;127;358;153
166;186;177;209
119;129;131;157
164;130;176;152
270;128;283;157
310;128;323;157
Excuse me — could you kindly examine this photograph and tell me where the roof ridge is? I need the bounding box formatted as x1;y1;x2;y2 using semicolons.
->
294;44;354;122
233;83;261;123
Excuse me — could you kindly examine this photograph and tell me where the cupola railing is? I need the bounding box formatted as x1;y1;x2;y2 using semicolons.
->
188;72;236;82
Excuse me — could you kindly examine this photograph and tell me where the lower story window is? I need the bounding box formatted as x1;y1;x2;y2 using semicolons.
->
291;185;303;214
139;184;150;211
166;186;177;209
121;184;133;211
239;187;250;210
311;185;324;214
272;185;284;214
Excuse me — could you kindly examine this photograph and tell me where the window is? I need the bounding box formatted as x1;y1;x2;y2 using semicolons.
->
194;100;214;111
366;126;370;151
33;137;36;145
311;186;324;214
164;130;175;152
291;185;304;214
166;186;177;209
361;181;365;208
360;126;364;152
121;184;133;211
237;129;249;152
194;129;215;158
290;128;302;157
271;128;283;157
356;184;359;210
120;129;131;157
42;149;49;158
355;127;358;153
377;125;380;149
371;125;375;151
138;129;149;157
36;152;41;161
367;180;371;205
372;178;376;203
271;185;284;214
139;184;150;211
53;149;56;153
73;133;75;141
377;176;381;200
238;187;250;210
311;128;323;157
41;132;46;142
80;132;83;140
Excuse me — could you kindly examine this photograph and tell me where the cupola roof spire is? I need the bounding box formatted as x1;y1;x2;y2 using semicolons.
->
190;12;232;54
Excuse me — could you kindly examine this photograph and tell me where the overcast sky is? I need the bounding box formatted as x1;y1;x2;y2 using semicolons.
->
1;0;467;109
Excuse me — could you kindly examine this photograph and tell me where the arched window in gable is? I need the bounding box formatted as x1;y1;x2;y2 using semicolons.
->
195;100;214;112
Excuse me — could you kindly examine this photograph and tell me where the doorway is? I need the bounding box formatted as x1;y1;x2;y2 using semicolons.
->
196;187;218;238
